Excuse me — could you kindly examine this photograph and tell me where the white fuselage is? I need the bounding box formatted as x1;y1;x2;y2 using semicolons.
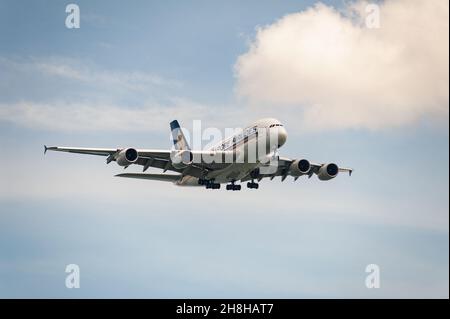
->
176;118;288;186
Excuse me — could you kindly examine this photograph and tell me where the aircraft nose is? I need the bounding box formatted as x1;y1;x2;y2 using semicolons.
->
277;126;287;147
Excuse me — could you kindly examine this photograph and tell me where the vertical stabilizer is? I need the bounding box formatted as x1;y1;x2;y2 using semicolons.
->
170;120;190;150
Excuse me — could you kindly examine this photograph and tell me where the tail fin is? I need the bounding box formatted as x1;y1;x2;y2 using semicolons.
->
170;120;190;150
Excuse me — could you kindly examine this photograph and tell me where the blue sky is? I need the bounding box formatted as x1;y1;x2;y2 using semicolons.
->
0;0;448;298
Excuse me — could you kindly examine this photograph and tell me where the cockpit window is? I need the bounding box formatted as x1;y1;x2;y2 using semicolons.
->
269;124;283;128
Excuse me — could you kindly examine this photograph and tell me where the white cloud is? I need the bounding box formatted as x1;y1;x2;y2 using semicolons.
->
0;98;246;133
235;0;449;131
0;57;241;132
0;100;211;132
0;56;180;92
34;58;180;89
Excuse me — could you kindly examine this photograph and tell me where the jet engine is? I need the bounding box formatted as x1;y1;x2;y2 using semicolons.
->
289;159;311;176
116;148;139;166
317;163;339;180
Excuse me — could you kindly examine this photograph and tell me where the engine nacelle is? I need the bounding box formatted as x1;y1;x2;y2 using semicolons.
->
289;159;311;176
116;148;138;166
317;163;339;181
171;150;193;169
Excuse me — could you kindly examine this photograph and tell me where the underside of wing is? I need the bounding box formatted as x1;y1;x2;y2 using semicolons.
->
45;146;172;158
44;146;118;156
115;173;182;182
241;156;353;182
45;146;225;176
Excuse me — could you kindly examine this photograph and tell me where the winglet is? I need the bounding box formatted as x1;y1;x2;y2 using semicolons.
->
44;145;48;154
338;167;353;177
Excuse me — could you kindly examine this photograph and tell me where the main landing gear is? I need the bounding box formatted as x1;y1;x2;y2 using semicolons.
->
226;183;241;191
198;179;220;189
247;181;259;189
226;180;245;191
199;179;258;190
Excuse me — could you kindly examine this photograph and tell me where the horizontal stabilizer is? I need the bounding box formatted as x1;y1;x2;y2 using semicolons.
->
115;173;181;182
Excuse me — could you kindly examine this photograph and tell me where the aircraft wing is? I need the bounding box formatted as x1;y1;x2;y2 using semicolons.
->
44;146;172;159
278;157;353;176
44;146;118;156
115;173;181;182
44;145;230;178
242;156;353;182
44;145;183;172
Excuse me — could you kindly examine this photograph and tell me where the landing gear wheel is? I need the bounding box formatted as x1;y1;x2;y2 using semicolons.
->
205;180;220;189
226;182;241;191
247;182;259;189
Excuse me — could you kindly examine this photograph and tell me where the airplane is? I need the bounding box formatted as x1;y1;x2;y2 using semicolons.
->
44;118;352;190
